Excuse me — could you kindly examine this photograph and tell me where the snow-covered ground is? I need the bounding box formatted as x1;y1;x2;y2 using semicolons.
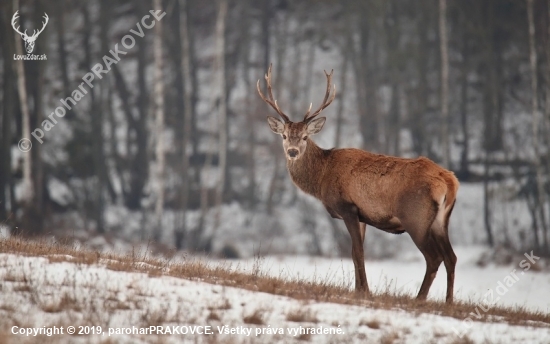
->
212;246;550;313
1;249;549;343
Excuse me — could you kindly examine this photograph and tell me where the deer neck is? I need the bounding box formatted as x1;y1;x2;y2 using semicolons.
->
286;139;328;198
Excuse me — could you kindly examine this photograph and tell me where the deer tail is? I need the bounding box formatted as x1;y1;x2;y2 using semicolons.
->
444;171;459;212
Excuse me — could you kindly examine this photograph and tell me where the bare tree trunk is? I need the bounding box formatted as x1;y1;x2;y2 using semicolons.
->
481;1;503;153
28;0;47;235
439;0;450;168
177;0;194;249
91;0;112;234
480;3;496;249
0;1;15;221
352;4;380;152
13;0;33;207
56;0;71;107
126;1;150;211
194;153;213;250
81;1;94;232
545;0;550;250
193;0;228;252
153;0;166;242
213;0;228;234
527;0;548;253
459;11;470;179
483;151;494;247
411;3;431;157
265;12;291;211
240;0;256;210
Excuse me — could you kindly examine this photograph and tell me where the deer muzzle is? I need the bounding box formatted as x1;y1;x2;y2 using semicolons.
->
287;148;299;158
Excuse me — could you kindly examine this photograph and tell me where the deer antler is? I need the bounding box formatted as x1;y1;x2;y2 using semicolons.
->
303;70;336;122
30;13;49;39
11;11;26;38
11;12;48;40
257;64;291;123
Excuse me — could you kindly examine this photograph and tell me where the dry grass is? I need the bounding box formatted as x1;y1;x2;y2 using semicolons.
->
37;292;81;313
243;309;264;325
449;336;475;344
380;330;400;344
1;236;549;329
208;298;232;310
207;310;221;321
359;318;381;329
297;333;311;341
286;308;319;323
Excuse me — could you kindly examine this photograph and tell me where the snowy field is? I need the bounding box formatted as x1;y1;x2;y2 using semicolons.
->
1;246;549;343
212;246;550;313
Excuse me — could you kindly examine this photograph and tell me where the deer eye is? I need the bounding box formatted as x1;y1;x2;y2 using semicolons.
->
282;135;287;140
303;136;308;141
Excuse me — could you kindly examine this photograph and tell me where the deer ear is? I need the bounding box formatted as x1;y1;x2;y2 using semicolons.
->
306;117;326;135
267;116;285;134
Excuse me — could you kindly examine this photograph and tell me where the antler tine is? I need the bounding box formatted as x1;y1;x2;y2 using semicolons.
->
304;69;337;122
304;103;313;117
11;11;25;37
256;64;290;122
31;13;49;38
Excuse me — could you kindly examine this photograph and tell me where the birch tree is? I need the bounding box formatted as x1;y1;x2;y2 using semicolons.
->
0;0;16;220
153;0;165;242
527;0;548;252
213;0;228;233
13;0;33;207
177;0;194;249
546;0;550;252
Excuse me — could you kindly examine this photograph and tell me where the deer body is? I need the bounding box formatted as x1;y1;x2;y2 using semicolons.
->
288;141;457;236
258;65;459;303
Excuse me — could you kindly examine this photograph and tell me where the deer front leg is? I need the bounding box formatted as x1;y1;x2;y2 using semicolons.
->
341;211;369;296
359;222;366;244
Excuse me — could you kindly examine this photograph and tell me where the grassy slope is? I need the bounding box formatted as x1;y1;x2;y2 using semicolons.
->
0;236;548;330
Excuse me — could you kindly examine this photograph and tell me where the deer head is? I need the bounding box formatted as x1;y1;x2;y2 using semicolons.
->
258;64;336;161
11;11;49;54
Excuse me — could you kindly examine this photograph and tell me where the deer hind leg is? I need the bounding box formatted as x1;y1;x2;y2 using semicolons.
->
341;210;369;295
425;197;457;303
416;233;444;300
435;232;456;303
437;202;457;303
405;199;443;301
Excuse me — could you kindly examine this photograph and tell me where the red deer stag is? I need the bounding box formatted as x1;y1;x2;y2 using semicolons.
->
257;65;459;303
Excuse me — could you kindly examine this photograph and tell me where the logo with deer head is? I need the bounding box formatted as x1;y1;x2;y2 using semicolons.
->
11;11;49;54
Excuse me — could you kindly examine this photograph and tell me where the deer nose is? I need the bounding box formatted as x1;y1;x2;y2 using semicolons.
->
287;149;299;158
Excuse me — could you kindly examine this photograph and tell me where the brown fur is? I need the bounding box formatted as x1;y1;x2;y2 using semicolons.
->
286;139;459;303
260;66;459;303
287;139;459;302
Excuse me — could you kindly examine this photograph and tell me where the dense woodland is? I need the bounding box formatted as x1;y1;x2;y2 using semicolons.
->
1;0;550;256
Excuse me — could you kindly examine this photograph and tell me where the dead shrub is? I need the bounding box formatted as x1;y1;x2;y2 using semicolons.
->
286;309;318;323
380;330;399;344
359;318;381;329
207;311;221;322
297;333;311;341
243;309;264;325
